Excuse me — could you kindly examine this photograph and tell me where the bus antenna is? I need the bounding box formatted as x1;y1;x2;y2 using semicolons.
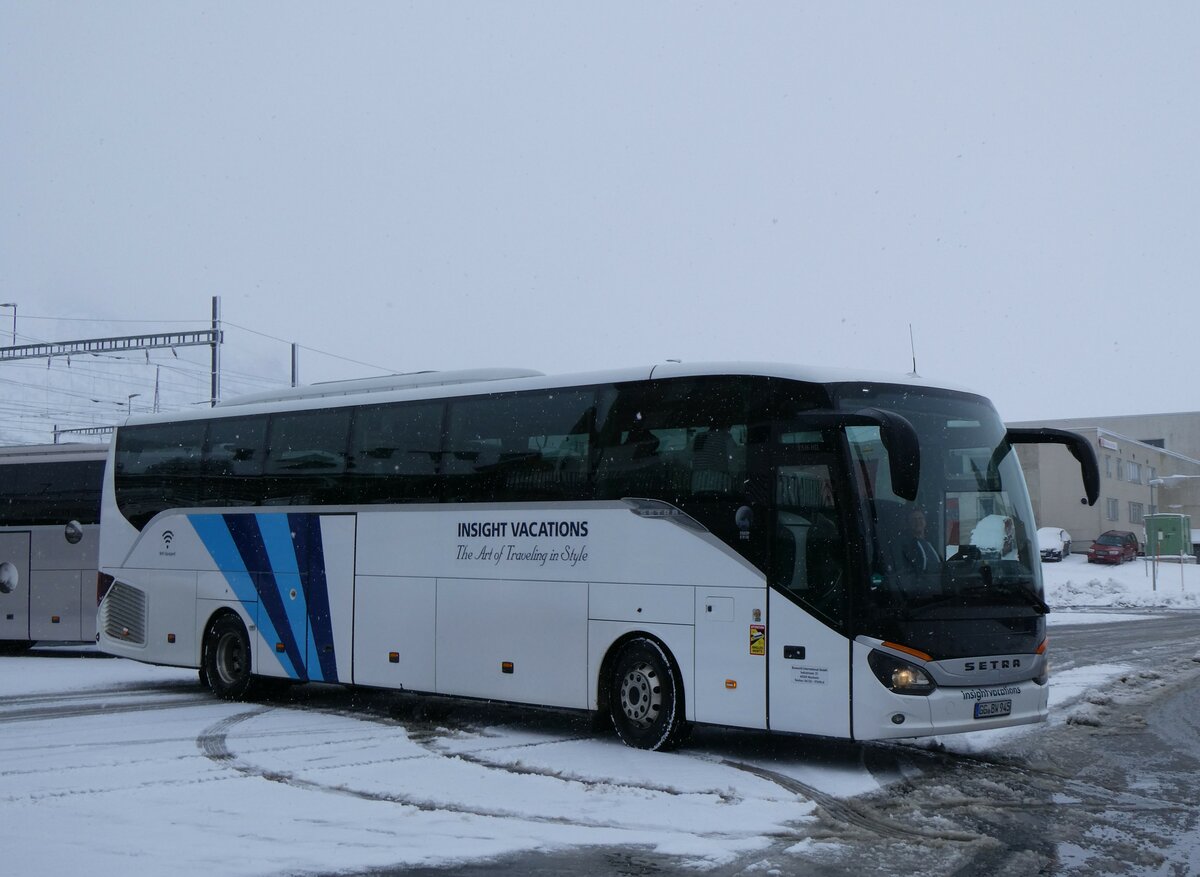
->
908;324;920;377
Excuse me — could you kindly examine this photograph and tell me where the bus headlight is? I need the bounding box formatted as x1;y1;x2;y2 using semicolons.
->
868;650;936;696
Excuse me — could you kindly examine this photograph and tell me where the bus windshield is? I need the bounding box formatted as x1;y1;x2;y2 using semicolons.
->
835;385;1043;651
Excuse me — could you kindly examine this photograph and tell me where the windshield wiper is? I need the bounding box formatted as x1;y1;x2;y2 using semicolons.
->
994;581;1050;615
959;581;1049;614
976;568;1050;614
901;581;1049;615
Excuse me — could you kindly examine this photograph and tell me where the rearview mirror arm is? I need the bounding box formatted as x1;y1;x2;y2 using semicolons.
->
1005;427;1100;506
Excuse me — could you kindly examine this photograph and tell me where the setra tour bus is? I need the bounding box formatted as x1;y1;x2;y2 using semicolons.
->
1;443;107;651
97;363;1098;749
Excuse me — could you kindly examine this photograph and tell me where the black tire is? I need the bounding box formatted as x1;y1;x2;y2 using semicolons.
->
0;640;34;655
607;637;687;751
202;614;255;700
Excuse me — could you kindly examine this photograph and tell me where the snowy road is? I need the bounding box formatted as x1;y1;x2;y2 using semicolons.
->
4;608;1199;876
804;612;1200;877
2;652;837;875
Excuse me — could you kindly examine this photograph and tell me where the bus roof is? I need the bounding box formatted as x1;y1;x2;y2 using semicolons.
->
0;442;109;463
216;368;547;408
122;361;980;428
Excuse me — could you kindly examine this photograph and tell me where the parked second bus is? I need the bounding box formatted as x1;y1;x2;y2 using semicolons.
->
0;443;106;651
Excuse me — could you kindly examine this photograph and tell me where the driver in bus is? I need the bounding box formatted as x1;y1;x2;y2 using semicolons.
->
898;507;942;577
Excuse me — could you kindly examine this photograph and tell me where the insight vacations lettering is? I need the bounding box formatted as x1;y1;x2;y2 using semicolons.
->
457;520;589;539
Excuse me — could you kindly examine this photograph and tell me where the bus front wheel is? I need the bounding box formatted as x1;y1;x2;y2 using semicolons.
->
202;614;255;700
607;638;687;751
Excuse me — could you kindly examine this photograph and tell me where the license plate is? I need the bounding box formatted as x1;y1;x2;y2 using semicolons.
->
974;699;1012;719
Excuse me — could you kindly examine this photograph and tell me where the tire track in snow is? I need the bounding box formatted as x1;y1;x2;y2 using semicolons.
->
0;680;200;708
293;695;754;802
878;738;1193;815
195;708;648;822
437;744;742;805
0;692;215;723
721;758;982;844
195;708;805;841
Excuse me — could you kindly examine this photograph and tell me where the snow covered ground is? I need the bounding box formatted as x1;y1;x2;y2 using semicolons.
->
1042;551;1200;613
1;656;825;875
2;554;1196;876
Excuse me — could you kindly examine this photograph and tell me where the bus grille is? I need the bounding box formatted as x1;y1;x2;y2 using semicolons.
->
103;582;147;646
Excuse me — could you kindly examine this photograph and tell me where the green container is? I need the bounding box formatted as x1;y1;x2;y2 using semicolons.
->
1144;514;1193;557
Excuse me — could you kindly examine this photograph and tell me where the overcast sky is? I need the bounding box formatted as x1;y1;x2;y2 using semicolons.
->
2;3;1198;443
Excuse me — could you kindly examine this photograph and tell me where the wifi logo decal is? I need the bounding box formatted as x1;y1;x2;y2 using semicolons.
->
160;530;177;555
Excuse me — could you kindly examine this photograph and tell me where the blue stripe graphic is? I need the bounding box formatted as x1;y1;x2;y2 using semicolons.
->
189;512;341;683
190;515;259;608
190;514;292;677
291;514;337;682
223;514;305;679
256;514;315;679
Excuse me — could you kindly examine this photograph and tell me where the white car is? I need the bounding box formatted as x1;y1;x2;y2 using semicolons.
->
970;514;1018;560
1037;526;1072;562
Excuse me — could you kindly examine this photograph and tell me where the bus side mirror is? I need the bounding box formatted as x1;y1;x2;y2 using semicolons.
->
0;561;17;595
735;505;754;540
1005;427;1100;506
852;408;920;503
788;409;921;503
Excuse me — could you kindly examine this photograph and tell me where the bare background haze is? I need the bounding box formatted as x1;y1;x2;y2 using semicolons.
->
2;3;1197;444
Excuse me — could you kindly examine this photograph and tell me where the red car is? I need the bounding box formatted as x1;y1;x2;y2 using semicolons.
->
1087;530;1139;564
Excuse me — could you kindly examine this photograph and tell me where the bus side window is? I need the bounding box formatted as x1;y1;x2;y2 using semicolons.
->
204;415;267;508
0;460;104;526
263;409;352;505
595;422;667;499
348;401;443;503
114;421;207;528
774;464;846;627
596;377;750;511
445;389;597;503
446;397;519;503
690;427;738;495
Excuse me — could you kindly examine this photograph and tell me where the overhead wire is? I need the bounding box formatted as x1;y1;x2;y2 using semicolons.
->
0;311;403;444
221;320;399;374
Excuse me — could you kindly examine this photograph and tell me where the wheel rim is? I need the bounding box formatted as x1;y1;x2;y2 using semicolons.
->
214;631;245;686
618;660;662;729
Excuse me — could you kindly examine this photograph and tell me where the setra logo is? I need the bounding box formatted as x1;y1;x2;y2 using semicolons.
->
963;659;1021;672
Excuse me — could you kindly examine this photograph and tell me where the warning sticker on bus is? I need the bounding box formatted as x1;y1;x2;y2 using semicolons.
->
749;624;765;656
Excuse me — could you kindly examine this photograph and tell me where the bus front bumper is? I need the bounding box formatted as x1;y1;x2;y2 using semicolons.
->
855;678;1049;740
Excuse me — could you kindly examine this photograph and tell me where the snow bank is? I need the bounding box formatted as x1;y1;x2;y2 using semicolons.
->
1042;554;1200;611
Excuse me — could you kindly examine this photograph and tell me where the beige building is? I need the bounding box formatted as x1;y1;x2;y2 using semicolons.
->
1008;413;1200;554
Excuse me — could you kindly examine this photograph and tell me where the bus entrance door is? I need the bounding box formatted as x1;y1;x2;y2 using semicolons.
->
0;532;31;642
765;455;852;737
766;589;851;737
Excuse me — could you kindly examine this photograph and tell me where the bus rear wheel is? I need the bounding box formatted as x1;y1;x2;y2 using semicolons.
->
607;638;687;751
202;614;255;700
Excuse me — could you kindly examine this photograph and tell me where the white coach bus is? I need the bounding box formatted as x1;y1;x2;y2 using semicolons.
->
1;443;107;651
97;363;1097;749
